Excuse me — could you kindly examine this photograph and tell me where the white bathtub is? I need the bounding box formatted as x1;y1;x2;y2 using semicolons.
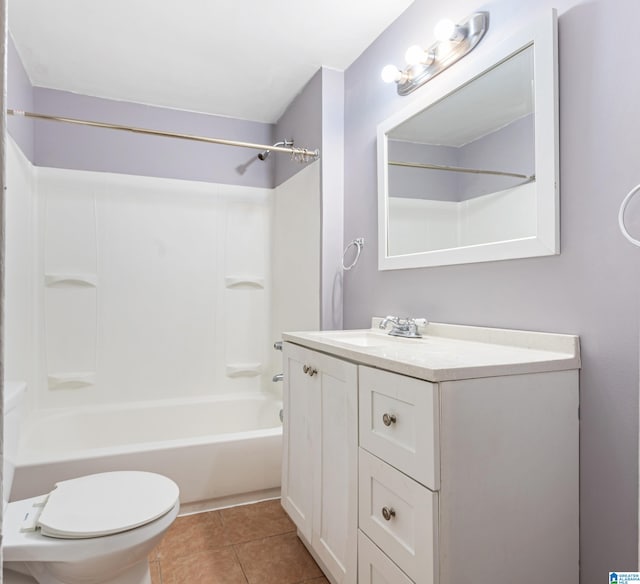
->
11;393;283;512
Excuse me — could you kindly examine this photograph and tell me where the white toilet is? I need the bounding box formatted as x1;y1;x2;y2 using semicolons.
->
3;381;180;584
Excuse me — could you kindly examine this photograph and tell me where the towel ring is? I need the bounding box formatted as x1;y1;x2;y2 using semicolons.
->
618;183;640;247
342;238;364;271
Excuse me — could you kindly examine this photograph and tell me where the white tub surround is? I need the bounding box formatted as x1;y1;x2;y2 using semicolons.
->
37;165;274;408
6;137;321;413
281;321;580;584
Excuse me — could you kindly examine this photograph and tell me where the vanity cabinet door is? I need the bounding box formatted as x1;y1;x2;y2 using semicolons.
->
281;342;358;584
281;342;315;542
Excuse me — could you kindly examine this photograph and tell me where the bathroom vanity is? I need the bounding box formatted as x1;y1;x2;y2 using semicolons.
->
281;321;580;584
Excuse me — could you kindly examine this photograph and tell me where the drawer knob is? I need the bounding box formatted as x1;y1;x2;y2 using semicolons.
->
302;364;318;377
382;413;397;426
381;506;396;521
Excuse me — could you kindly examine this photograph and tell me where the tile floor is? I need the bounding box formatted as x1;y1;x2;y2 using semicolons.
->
148;499;329;584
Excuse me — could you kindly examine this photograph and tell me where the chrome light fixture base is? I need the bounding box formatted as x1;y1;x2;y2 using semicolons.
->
397;12;489;96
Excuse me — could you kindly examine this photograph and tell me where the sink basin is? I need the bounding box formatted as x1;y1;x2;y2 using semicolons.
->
316;330;397;348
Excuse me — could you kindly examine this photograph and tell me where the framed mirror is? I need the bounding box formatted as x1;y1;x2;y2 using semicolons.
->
377;10;558;270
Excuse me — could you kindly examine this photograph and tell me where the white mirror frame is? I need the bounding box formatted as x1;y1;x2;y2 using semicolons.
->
377;9;558;270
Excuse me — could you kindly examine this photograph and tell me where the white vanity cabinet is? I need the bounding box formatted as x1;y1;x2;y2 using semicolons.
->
282;323;580;584
357;365;579;584
281;341;358;584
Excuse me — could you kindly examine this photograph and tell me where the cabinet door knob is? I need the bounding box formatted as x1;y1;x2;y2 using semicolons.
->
302;364;318;376
382;413;397;426
381;506;396;521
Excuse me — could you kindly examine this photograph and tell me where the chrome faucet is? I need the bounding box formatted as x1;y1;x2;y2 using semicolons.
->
379;316;428;338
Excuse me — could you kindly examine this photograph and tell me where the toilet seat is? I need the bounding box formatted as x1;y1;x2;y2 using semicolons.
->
34;471;179;539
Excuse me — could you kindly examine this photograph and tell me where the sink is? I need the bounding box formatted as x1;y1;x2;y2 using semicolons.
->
314;329;438;349
316;330;391;347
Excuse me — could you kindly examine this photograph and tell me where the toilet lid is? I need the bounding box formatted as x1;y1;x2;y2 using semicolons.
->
37;471;180;539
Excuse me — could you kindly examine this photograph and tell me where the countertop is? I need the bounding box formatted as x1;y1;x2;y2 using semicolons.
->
282;321;580;382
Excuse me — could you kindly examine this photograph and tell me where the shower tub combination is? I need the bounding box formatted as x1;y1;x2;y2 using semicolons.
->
11;393;283;513
5;139;319;514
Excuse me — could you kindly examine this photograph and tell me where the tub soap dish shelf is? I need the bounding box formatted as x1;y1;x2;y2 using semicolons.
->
225;364;262;378
45;274;97;288
224;276;264;289
48;372;96;390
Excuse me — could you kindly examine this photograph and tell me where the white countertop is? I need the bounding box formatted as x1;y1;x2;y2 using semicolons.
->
282;321;580;382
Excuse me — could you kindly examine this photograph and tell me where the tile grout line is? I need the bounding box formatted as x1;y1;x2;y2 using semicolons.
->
232;527;298;548
230;544;251;584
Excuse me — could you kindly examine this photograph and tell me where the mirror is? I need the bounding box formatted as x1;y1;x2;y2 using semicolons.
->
378;10;558;270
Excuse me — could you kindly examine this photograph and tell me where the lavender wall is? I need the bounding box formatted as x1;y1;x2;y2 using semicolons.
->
274;69;323;187
31;88;274;188
7;35;34;161
344;1;640;580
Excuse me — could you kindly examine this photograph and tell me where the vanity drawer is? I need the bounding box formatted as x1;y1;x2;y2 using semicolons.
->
359;365;439;490
358;448;437;584
358;530;414;584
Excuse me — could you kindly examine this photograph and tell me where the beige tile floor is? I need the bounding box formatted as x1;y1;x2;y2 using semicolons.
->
149;499;329;584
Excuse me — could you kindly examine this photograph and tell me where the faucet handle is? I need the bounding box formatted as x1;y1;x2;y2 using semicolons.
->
406;318;427;330
407;318;428;335
379;315;399;329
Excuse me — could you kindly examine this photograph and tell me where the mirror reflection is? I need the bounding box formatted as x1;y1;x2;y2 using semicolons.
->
385;45;535;257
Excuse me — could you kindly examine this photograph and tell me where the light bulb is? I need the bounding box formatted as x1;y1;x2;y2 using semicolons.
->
405;45;436;67
434;19;466;42
405;45;425;65
381;64;402;84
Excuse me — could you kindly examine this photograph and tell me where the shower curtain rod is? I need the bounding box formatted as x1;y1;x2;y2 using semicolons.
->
389;159;534;181
7;109;320;163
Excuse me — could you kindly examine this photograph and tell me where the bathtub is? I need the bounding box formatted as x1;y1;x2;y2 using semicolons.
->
11;393;283;512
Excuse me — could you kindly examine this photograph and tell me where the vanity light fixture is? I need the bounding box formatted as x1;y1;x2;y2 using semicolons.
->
381;12;489;95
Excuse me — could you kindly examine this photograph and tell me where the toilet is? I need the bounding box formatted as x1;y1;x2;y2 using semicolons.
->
2;381;180;584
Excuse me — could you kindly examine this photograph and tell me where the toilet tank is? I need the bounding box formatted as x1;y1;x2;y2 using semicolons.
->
3;381;26;506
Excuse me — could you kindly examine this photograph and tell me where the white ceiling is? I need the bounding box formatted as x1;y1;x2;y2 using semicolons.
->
9;0;414;123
